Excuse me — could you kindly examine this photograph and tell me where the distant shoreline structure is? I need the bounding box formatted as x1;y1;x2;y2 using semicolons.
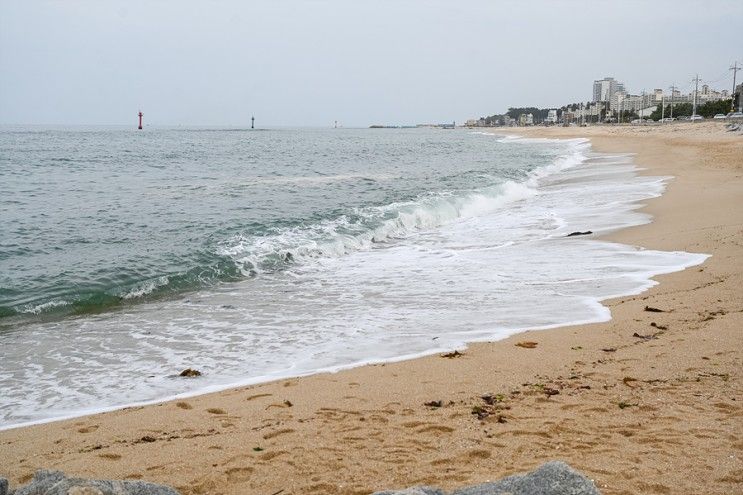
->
370;121;456;129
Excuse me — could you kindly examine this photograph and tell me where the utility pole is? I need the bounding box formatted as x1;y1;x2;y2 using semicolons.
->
661;93;665;122
669;85;676;120
731;61;741;112
692;74;701;118
580;102;584;126
606;100;610;123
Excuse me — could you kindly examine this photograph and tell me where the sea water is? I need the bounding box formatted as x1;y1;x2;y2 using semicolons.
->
0;127;707;428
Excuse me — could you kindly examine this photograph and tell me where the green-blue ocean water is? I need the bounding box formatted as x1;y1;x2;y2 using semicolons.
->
0;127;554;322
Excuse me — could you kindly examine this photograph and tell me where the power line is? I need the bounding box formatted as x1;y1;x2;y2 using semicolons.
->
703;68;732;85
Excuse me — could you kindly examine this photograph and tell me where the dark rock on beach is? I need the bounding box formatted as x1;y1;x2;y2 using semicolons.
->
566;231;593;237
178;368;201;377
7;470;179;495
373;461;600;495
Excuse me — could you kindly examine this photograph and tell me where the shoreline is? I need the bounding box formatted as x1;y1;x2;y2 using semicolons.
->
0;137;694;433
1;123;741;495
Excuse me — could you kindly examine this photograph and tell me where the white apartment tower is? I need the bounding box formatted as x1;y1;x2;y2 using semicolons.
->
593;77;626;102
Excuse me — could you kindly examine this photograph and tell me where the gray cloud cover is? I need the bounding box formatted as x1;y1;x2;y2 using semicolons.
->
1;0;741;126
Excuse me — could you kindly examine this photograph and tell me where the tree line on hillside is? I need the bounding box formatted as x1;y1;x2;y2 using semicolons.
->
648;99;733;120
480;103;587;125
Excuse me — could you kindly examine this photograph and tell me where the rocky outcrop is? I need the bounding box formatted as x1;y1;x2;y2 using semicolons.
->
3;470;179;495
374;461;600;495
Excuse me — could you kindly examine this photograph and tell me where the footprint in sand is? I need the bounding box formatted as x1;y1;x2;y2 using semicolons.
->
245;393;273;401
224;467;254;482
467;449;492;459
262;428;294;440
176;402;193;410
417;425;455;434
98;453;122;460
77;425;99;434
206;408;227;415
259;450;287;461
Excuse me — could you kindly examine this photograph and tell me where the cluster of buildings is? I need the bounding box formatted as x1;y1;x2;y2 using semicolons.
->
466;75;740;127
593;76;732;115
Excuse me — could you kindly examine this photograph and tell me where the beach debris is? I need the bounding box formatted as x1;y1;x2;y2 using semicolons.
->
253;446;264;452
632;332;659;341
481;393;505;405
471;395;510;422
283;400;293;407
206;408;226;415
542;387;560;397
138;435;157;443
622;377;639;388
424;400;443;408
571;346;583;350
650;322;668;330
644;305;665;312
515;341;538;349
601;347;617;353
441;350;464;358
179;368;201;377
372;461;601;495
471;405;490;420
5;469;179;495
566;231;593;237
617;401;638;409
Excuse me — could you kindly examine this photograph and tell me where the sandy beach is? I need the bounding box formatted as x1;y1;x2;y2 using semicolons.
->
1;122;741;495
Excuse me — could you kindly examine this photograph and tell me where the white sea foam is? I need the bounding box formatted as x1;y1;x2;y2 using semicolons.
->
0;137;709;430
121;276;170;299
21;299;70;315
216;138;590;275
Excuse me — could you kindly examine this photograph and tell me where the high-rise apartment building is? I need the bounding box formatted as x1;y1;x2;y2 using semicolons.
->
593;77;626;102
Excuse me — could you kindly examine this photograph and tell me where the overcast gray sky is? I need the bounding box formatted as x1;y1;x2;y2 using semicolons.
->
1;0;741;127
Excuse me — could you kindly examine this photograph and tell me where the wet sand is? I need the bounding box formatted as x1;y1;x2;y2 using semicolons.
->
1;122;741;495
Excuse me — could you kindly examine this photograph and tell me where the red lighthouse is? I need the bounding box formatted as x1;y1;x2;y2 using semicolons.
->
138;111;143;130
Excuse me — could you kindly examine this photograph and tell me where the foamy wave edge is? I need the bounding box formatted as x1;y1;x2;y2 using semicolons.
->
218;138;591;275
